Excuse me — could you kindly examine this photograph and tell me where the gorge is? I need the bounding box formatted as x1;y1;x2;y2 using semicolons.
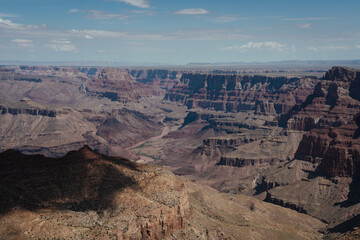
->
0;65;359;239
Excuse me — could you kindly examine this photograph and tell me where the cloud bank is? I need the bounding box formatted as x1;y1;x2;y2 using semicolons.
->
108;0;150;9
174;8;210;15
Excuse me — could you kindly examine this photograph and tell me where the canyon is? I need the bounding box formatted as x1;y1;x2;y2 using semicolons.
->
0;146;324;240
0;65;359;239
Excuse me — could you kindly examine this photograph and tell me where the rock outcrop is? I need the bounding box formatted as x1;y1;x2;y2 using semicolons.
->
129;69;182;90
164;73;317;114
258;67;360;233
0;146;190;239
0;66;172;107
0;147;326;240
217;156;280;167
0;98;60;117
285;67;360;178
279;66;360;131
0;99;162;158
294;122;360;178
84;68;164;103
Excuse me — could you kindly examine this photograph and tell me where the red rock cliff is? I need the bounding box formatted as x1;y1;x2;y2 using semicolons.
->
291;67;360;178
164;73;316;114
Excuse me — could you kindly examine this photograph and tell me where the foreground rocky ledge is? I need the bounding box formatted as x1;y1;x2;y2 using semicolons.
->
0;146;326;239
0;146;190;239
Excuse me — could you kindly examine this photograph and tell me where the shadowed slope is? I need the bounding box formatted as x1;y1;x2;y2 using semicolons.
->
0;145;139;214
0;146;190;239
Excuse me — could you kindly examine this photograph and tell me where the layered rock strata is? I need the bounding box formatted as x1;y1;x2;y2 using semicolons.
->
84;68;164;103
279;66;360;131
129;69;182;90
261;67;360;233
164;73;317;114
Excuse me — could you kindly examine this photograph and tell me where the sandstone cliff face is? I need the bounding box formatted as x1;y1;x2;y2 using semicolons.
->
0;69;42;83
286;67;360;178
354;112;360;139
164;73;317;114
84;68;164;103
130;69;181;90
279;67;360;131
294;124;360;178
0;146;190;239
0;105;57;117
319;146;360;178
324;66;359;83
217;156;280;167
235;69;360;235
0;98;61;117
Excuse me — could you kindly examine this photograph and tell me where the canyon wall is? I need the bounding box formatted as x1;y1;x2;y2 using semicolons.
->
164;73;317;114
130;69;182;90
284;67;360;178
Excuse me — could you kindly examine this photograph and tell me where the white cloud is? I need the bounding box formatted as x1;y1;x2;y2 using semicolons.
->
300;23;311;29
46;44;77;52
307;47;319;52
68;9;81;14
12;39;33;48
108;0;150;9
307;45;349;51
282;17;330;21
0;18;46;30
0;13;17;18
11;39;32;43
221;41;287;52
129;9;154;16
86;10;130;20
70;29;127;39
323;45;348;51
0;17;249;42
51;39;71;44
46;40;77;52
70;29;250;41
174;8;210;15
355;45;360;49
208;15;246;23
170;29;250;41
0;18;23;29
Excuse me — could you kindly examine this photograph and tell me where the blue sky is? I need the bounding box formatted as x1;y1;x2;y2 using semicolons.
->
0;0;359;64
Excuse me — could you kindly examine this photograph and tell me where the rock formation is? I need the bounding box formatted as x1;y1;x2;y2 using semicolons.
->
259;67;360;235
164;73;317;114
0;66;177;108
129;69;182;90
0;64;359;239
279;66;360;131
84;68;164;103
0;146;325;240
0;98;162;158
285;67;360;178
0;146;190;239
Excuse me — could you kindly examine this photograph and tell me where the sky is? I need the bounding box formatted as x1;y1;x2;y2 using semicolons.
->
0;0;359;65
